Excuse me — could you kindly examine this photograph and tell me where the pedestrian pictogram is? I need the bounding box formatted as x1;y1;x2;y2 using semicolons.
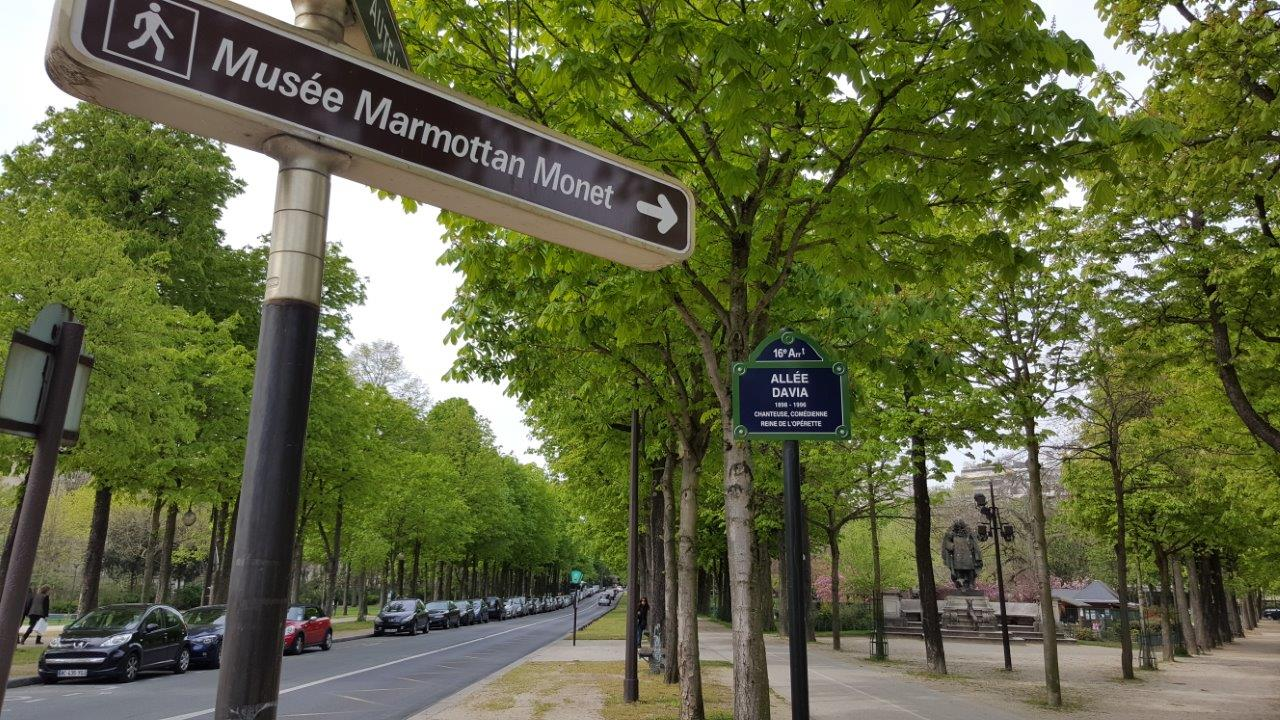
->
102;0;199;79
126;3;174;62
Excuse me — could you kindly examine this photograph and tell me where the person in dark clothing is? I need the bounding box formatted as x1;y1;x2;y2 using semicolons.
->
635;597;650;648
21;585;50;644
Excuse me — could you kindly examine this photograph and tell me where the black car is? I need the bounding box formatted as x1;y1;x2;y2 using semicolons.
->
468;599;490;624
483;596;505;621
455;599;480;625
374;598;430;636
39;603;189;684
425;601;461;629
182;605;226;668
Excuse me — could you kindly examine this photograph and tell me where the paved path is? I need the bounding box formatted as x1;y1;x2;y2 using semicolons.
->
0;599;610;720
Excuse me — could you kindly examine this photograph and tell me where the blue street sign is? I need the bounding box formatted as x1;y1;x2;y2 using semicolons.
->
732;329;849;441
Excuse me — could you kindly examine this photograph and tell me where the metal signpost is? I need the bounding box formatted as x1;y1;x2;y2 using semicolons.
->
42;1;694;718
0;305;93;705
46;0;694;269
570;569;583;646
733;329;849;720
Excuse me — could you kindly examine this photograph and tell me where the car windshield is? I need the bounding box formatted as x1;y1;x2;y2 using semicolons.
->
426;602;450;611
69;606;144;632
383;601;417;613
285;606;306;621
183;607;226;626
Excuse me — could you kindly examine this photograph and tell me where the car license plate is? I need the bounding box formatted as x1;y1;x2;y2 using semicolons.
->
57;669;88;678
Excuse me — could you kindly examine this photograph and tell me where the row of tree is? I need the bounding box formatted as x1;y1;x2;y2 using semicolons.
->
407;0;1280;717
0;104;597;621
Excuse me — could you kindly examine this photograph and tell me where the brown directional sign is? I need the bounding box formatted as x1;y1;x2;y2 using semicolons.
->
46;0;694;269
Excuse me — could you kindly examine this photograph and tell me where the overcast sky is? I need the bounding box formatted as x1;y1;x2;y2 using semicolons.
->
2;2;1150;473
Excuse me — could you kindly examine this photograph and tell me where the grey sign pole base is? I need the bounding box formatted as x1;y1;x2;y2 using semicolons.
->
0;321;84;707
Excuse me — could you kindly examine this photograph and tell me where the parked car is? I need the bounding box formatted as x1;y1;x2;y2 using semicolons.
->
598;593;612;606
468;599;491;623
455;600;479;626
527;597;543;614
374;598;430;636
182;605;226;668
38;603;189;684
426;601;461;629
1264;608;1280;620
504;597;524;618
484;596;506;621
283;604;332;655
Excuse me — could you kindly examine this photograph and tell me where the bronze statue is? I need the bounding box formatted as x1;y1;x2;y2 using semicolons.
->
942;519;983;591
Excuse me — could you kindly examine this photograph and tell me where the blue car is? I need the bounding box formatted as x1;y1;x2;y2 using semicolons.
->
182;605;227;668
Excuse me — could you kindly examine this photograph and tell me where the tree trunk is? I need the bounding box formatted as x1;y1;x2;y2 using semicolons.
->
1108;454;1134;678
357;571;369;621
291;513;306;604
660;453;679;685
1154;544;1175;662
324;506;343;615
1171;555;1199;655
829;525;842;651
715;552;731;623
154;503;178;604
1187;553;1212;649
1209;553;1233;643
1226;588;1243;638
1024;422;1061;706
203;504;219;606
676;449;704;719
397;555;406;597
410;540;421;599
649;475;665;648
696;569;711;616
214;500;238;604
722;430;769;720
77;484;112;614
0;475;28;597
140;496;163;603
755;531;775;634
1196;554;1221;647
909;432;946;674
343;564;351;615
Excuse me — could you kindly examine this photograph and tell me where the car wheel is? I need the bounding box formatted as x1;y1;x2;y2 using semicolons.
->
321;630;333;651
119;651;141;683
408;621;417;636
40;675;57;685
287;635;304;656
173;647;191;674
373;629;384;637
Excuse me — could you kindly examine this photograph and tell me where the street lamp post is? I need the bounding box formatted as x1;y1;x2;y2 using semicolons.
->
609;406;641;704
975;481;1014;672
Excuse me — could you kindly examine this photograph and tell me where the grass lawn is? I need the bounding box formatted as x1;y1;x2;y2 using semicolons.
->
333;620;375;637
573;597;627;641
476;660;734;720
11;645;44;678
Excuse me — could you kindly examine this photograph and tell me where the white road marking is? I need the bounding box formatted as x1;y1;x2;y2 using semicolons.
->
334;694;378;706
150;613;570;720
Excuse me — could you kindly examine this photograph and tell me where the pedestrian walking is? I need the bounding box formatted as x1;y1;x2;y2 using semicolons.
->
21;585;50;645
635;596;650;648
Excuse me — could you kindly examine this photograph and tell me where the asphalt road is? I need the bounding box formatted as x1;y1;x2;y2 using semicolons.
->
0;598;614;720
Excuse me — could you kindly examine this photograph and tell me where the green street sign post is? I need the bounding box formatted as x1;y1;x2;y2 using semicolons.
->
732;328;849;720
570;569;583;646
345;0;409;70
570;569;584;586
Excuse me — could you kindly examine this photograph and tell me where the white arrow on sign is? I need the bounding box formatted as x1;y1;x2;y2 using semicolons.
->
636;194;678;234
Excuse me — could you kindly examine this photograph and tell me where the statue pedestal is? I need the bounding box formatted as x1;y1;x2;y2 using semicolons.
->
941;591;994;630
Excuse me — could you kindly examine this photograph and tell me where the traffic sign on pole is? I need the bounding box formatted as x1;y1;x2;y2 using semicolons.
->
46;0;695;270
731;328;848;720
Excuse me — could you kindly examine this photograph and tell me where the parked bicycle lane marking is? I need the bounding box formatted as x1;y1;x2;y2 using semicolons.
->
151;611;579;720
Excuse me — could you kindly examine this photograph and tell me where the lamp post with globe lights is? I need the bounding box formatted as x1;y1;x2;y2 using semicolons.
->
975;482;1016;671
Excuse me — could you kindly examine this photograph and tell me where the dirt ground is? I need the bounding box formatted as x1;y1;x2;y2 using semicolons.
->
834;621;1280;719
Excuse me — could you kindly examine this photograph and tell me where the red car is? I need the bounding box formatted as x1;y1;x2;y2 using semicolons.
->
283;604;333;655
